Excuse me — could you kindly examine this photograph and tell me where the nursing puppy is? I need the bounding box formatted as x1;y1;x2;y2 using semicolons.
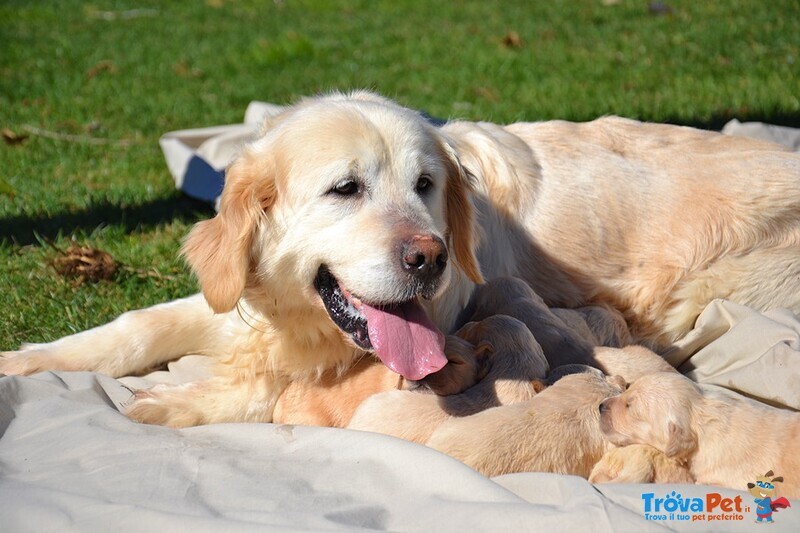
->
425;370;687;484
423;344;685;479
598;371;800;497
3;91;799;427
463;277;630;369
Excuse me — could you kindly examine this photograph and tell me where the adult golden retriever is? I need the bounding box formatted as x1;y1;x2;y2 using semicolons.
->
2;91;799;427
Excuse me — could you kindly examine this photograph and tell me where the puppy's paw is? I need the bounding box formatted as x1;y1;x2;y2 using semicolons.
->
588;462;623;484
124;384;205;428
423;336;489;396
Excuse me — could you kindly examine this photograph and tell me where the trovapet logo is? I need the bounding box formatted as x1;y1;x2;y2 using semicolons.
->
642;490;748;523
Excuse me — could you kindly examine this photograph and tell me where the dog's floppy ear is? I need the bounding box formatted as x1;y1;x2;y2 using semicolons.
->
664;421;698;460
182;150;276;313
439;138;484;284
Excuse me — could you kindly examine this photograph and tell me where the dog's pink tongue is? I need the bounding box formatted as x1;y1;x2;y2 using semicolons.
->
362;300;447;380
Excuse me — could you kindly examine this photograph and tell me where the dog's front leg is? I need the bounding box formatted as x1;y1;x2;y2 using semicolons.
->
125;372;287;427
1;294;242;377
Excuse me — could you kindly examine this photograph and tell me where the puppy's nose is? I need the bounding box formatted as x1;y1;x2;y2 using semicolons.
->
401;235;448;281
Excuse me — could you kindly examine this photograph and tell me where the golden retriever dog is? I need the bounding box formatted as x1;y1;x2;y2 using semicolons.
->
2;91;798;427
598;371;800;497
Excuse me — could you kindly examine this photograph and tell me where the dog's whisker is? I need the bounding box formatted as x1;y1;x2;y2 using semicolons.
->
235;301;269;334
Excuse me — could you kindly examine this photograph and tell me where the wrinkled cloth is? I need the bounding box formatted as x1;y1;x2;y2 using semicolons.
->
2;299;800;531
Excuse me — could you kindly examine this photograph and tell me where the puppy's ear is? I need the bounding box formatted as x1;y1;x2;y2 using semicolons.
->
439;139;484;284
772;476;784;483
473;341;495;360
607;375;627;391
182;151;276;313
664;421;698;460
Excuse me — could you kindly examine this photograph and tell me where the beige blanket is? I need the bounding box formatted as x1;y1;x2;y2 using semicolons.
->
2;299;798;532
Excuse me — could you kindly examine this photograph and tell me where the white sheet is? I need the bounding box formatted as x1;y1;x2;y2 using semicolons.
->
2;299;799;531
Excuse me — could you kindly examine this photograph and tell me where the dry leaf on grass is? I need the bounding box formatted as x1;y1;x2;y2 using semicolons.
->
52;244;119;285
502;31;523;49
2;128;29;146
87;60;118;80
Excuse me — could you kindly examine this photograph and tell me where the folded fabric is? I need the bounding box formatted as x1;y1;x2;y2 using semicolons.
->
4;369;797;531
5;299;798;530
159;102;283;205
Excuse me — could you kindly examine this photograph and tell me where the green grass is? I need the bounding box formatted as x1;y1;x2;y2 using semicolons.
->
1;0;798;348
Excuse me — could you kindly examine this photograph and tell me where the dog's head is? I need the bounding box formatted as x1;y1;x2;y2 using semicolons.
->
182;91;483;380
747;471;784;499
598;372;700;460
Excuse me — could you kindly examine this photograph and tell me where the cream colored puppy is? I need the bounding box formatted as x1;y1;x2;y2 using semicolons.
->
424;350;691;480
429;344;682;479
425;372;622;477
599;371;800;498
3;91;798;427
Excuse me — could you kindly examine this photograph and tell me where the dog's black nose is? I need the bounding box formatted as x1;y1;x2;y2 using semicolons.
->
401;235;448;281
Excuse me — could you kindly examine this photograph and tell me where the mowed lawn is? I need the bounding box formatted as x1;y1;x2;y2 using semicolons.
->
1;0;798;347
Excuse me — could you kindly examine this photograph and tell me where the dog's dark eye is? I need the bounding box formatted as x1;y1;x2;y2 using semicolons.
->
330;179;360;197
416;174;433;194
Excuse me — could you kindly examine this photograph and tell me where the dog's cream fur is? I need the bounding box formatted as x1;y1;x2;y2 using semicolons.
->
2;91;799;427
599;371;800;497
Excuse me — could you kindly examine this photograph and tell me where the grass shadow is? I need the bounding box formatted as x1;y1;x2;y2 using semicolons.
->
0;195;215;246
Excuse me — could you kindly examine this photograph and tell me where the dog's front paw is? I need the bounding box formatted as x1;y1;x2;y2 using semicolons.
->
124;384;205;428
0;348;54;376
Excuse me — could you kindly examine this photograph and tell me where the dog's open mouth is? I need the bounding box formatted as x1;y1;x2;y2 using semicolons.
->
314;265;447;380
